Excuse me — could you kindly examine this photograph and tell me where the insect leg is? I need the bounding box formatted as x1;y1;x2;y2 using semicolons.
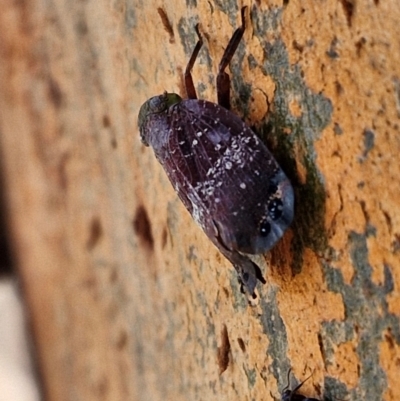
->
217;6;247;109
283;368;293;394
291;371;314;395
281;370;317;401
210;218;265;296
221;246;261;297
185;24;203;99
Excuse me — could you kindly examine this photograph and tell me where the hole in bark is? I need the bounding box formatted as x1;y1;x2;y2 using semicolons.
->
133;205;154;251
48;78;63;108
355;37;367;56
87;217;103;250
339;0;354;27
161;226;168;249
217;324;231;374
157;8;175;43
0;173;13;275
103;115;111;127
237;337;246;352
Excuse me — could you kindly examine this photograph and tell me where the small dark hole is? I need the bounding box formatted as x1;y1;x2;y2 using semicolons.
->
86;217;103;250
102;115;111;127
237;338;246;352
133;205;154;251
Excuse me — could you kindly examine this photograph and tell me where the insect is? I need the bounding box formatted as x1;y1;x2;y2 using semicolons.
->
138;7;294;296
281;369;320;401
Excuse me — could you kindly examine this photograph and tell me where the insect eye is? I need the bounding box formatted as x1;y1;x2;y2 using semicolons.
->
149;95;166;113
259;219;271;237
268;182;278;194
268;198;283;221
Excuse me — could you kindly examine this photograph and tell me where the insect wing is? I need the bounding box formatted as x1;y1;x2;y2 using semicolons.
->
166;99;294;255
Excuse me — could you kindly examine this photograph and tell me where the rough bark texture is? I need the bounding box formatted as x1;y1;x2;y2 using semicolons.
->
0;0;399;401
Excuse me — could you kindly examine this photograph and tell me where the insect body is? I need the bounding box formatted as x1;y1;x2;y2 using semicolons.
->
281;370;320;401
138;8;294;296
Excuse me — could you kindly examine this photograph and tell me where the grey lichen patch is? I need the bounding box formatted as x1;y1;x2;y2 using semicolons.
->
230;63;253;116
244;366;257;388
229;271;253;310
260;286;291;387
177;16;213;97
186;245;198;263
321;231;400;400
213;0;239;17
177;16;201;58
318;320;354;363
323;376;350;401
244;7;333;271
247;53;258;70
124;2;137;33
185;0;197;8
167;199;181;234
251;5;283;34
360;128;375;161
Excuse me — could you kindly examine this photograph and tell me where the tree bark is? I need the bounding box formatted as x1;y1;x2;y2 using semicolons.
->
0;1;399;400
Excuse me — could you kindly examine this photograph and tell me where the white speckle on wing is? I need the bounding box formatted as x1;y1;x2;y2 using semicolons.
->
177;122;270;214
194;179;217;197
206;167;215;176
188;192;204;227
191;203;202;225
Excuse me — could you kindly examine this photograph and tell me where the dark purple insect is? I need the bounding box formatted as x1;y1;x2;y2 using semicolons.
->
138;7;294;296
281;369;320;401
